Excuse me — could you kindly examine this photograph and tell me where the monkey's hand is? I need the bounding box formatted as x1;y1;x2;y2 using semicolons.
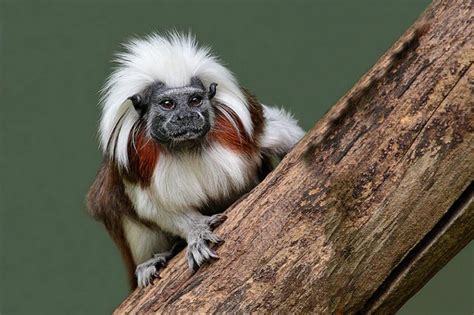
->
135;241;186;288
135;253;168;288
186;213;227;272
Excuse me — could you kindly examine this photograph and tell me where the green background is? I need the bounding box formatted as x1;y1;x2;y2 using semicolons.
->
0;0;472;314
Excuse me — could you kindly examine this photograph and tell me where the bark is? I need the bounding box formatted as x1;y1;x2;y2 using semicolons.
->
116;0;473;313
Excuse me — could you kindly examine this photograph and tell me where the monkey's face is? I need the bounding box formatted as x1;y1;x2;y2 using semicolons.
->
129;77;217;147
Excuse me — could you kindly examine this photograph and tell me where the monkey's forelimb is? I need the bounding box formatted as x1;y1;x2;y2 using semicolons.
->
135;240;186;288
186;213;227;272
136;213;227;287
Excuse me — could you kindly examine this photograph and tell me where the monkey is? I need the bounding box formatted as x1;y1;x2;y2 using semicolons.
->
87;33;305;289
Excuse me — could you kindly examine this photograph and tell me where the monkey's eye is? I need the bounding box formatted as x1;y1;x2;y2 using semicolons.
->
159;99;175;110
189;95;203;107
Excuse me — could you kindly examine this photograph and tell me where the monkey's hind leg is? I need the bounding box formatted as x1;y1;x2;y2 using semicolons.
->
135;240;186;288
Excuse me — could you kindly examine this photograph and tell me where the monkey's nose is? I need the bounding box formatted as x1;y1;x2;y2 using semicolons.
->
174;111;199;122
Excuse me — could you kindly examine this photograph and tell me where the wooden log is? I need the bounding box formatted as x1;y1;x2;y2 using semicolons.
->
115;0;473;313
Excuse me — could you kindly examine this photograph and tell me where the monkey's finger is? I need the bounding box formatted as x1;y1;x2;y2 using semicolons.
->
188;243;205;266
207;214;228;229
186;252;199;272
209;248;219;259
201;245;219;260
204;232;223;244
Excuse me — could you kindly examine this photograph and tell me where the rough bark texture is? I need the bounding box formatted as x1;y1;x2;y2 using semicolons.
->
116;0;473;313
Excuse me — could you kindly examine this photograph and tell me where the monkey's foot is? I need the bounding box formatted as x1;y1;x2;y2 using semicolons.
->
186;213;227;272
135;254;168;288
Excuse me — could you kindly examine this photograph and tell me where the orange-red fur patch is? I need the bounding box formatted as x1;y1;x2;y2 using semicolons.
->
126;125;160;186
209;106;256;154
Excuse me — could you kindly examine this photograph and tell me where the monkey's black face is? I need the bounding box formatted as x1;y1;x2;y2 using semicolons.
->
129;77;217;148
149;89;211;143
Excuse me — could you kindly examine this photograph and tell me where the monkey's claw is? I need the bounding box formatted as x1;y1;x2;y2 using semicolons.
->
186;214;227;272
187;236;220;272
135;254;167;288
207;213;228;229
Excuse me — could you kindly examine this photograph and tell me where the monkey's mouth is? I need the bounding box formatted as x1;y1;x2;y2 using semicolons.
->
151;124;210;144
169;128;206;141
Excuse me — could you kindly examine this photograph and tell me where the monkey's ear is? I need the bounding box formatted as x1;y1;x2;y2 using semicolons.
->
208;83;218;100
128;93;147;115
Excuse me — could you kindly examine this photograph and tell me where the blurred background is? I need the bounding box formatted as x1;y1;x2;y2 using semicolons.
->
0;0;472;314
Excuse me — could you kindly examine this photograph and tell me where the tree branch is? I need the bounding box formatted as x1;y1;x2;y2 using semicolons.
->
115;0;473;313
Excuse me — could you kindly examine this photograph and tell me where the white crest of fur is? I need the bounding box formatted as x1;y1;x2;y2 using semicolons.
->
99;32;252;168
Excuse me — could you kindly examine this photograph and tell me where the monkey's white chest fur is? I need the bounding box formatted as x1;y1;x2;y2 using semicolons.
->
124;144;259;236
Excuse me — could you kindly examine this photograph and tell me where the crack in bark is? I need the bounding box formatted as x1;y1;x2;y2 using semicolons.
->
393;62;471;169
396;59;433;98
360;181;474;313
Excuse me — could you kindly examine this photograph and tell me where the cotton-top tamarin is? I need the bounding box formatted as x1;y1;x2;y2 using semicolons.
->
87;33;305;289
